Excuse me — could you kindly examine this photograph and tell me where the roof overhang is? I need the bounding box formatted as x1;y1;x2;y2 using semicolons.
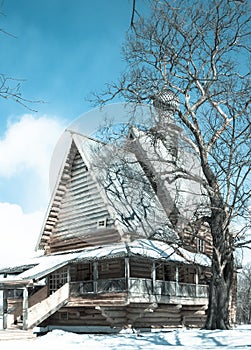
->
0;239;211;289
0;279;34;290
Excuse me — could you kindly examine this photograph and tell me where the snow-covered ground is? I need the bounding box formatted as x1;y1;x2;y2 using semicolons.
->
0;326;251;349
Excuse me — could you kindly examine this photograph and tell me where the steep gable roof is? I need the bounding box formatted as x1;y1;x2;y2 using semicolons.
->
36;131;178;254
36;134;122;253
129;126;208;226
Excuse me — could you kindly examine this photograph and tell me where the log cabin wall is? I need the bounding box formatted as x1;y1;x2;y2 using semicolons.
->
40;141;122;254
156;263;176;281
26;256;211;331
70;262;93;282
38;141;77;252
40;302;208;330
179;222;213;256
98;259;125;279
130;258;152;278
47;258;210;295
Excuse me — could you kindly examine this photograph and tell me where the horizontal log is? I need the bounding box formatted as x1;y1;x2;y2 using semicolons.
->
181;305;207;311
46;319;111;326
50;231;120;249
60;193;103;209
134;320;181;326
51;226;118;240
67;301;127;307
157;304;182;310
181;310;206;316
50;233;119;249
56;204;108;222
55;212;109;231
46;218;58;225
50;207;61;213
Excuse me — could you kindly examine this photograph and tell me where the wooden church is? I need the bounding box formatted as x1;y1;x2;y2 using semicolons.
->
0;97;235;333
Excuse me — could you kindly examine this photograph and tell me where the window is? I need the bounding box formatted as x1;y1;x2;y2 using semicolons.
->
49;267;68;294
197;238;205;252
97;218;107;228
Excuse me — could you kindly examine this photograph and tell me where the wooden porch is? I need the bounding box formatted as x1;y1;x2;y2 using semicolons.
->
49;257;209;302
1;254;210;331
69;277;208;302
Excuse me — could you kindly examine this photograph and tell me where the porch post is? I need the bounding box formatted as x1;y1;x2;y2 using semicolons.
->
2;289;8;329
151;262;156;293
195;268;199;297
67;265;71;283
125;257;130;290
22;287;29;330
175;266;179;296
93;261;98;293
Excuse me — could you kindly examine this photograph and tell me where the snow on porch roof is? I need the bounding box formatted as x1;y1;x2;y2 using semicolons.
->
0;240;210;285
73;239;211;267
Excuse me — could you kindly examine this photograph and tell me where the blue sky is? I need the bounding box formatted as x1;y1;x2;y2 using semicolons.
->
0;0;134;264
0;0;249;266
0;0;131;122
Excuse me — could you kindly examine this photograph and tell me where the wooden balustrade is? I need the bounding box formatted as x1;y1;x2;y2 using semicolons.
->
24;283;69;329
69;278;208;298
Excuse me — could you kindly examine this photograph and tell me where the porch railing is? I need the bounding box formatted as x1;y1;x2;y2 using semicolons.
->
97;278;126;293
70;278;208;298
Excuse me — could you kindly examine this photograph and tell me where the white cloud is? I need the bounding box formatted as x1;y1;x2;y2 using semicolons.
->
0;114;65;210
0;114;66;266
0;202;44;267
0;114;64;179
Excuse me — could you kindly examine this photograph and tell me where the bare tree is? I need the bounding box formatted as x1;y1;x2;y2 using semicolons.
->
237;264;251;324
0;4;41;110
94;141;178;240
92;0;251;329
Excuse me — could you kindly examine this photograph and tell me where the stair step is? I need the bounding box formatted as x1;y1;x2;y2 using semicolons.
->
0;329;36;340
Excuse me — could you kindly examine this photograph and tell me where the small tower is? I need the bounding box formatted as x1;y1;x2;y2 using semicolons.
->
153;88;180;116
152;88;181;159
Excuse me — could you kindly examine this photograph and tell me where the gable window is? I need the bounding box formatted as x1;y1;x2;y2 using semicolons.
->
97;219;107;228
197;238;205;253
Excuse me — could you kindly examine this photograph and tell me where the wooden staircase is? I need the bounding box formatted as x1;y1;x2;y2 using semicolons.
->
24;283;69;329
10;286;47;324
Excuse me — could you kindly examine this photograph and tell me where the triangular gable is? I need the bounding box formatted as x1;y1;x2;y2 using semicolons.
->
36;133;121;254
128;127;208;225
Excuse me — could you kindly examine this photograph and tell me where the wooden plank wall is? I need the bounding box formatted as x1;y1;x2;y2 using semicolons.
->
40;302;207;329
98;259;125;279
42;144;121;253
130;259;152;278
39;142;77;251
179;222;213;256
69;260;125;281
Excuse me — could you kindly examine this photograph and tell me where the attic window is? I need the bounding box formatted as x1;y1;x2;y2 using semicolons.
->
197;238;205;253
97;219;107;229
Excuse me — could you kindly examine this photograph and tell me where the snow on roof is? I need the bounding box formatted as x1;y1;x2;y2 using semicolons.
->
0;240;210;286
130;127;209;222
17;252;79;280
0;255;45;275
82;239;185;262
82;137;178;241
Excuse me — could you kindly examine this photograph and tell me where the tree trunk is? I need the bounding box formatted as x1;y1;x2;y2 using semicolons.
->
204;206;234;330
205;258;234;329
